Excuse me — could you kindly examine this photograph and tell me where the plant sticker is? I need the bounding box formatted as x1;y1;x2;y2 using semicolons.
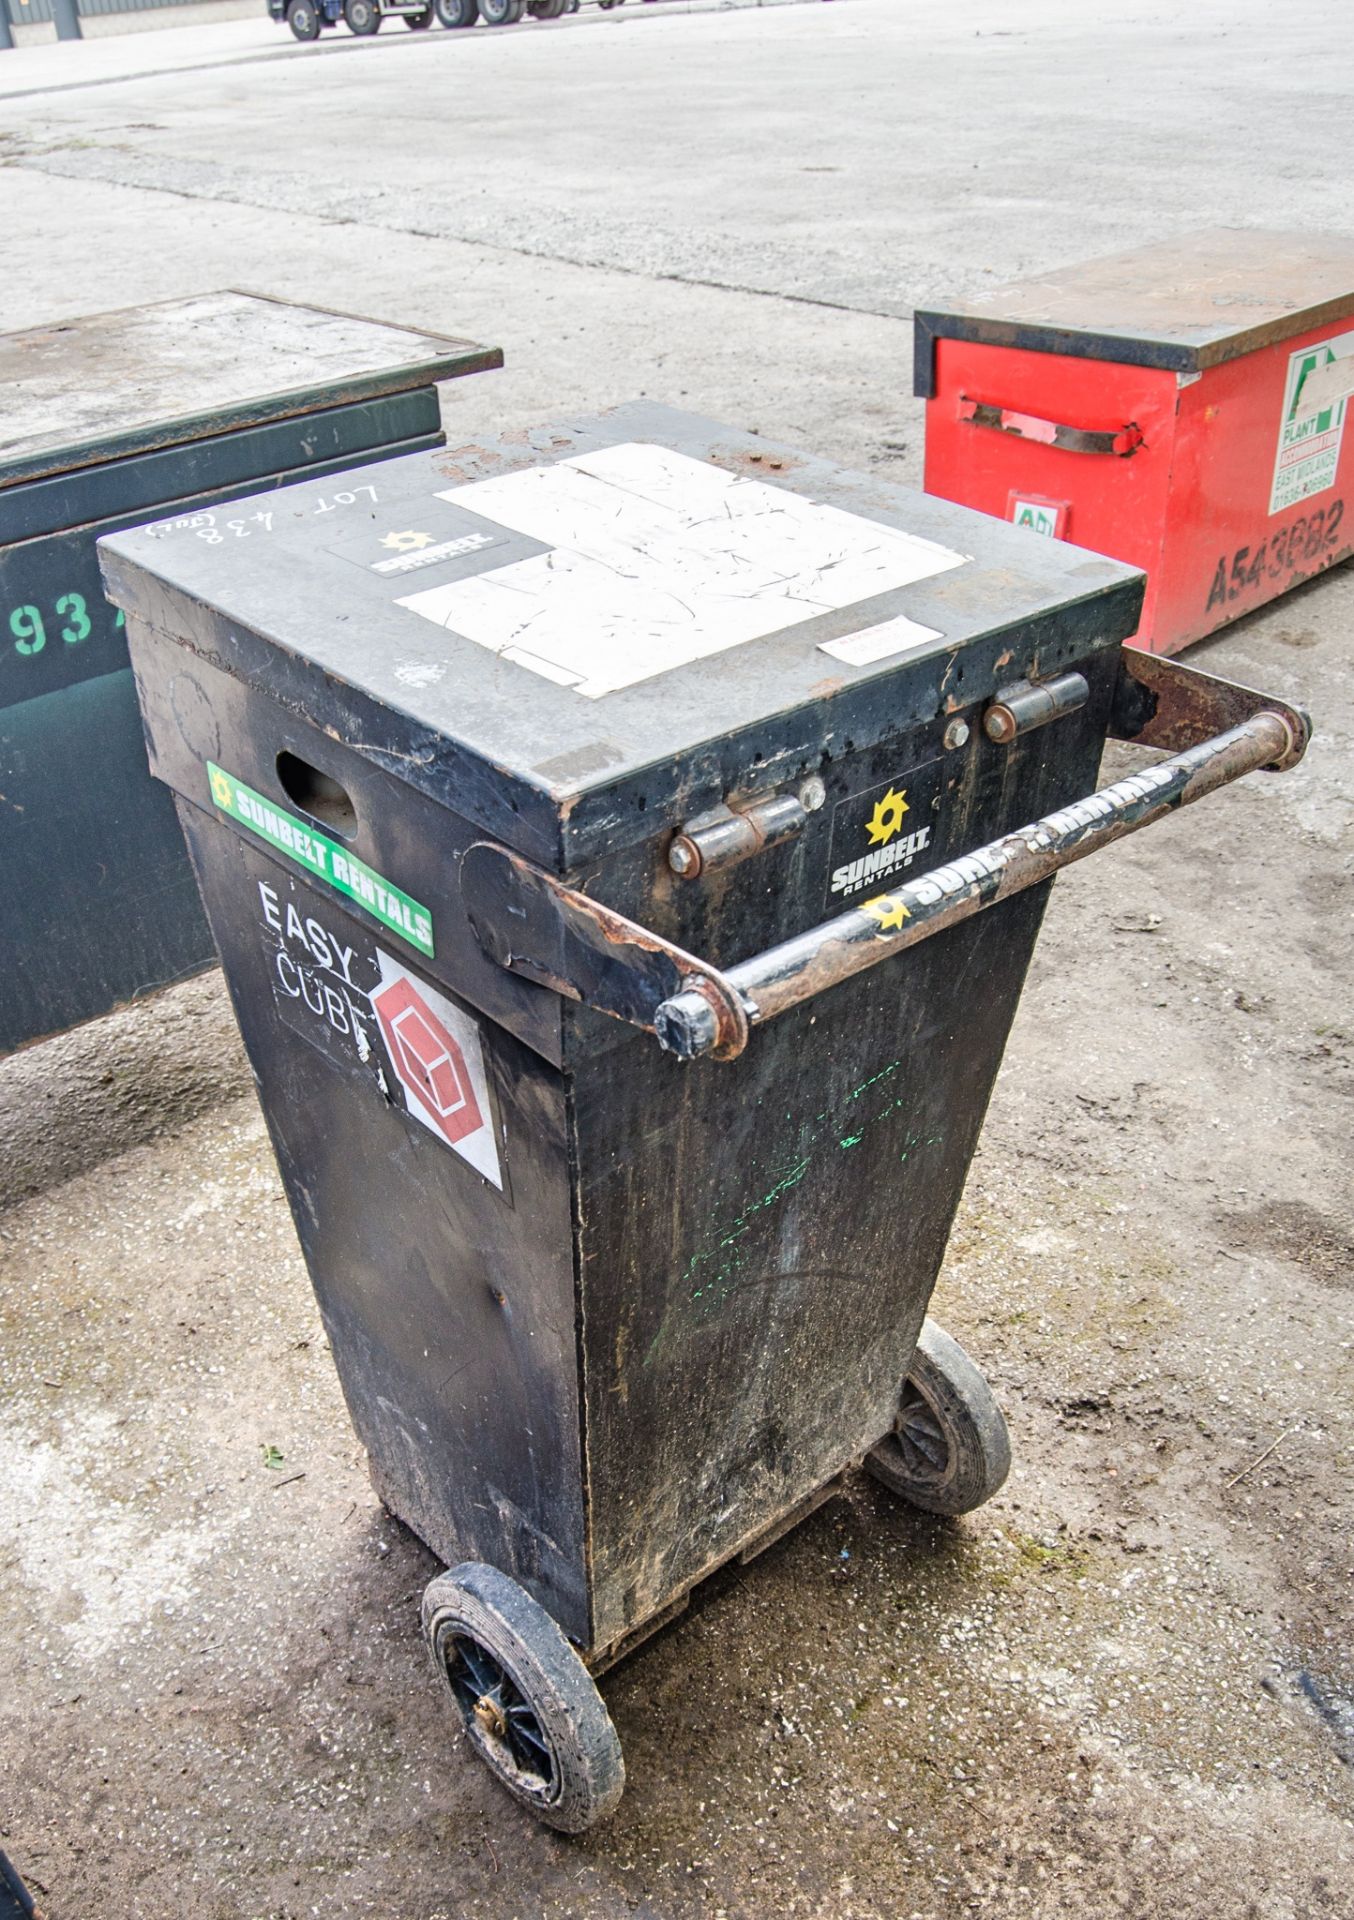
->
1270;332;1354;515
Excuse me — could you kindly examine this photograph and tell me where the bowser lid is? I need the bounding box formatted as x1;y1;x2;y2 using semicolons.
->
0;290;501;492
98;401;1143;867
914;229;1354;395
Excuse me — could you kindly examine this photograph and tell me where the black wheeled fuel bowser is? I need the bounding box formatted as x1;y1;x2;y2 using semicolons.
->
98;404;1308;1831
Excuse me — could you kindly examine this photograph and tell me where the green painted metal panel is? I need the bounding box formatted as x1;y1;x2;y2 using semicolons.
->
0;294;500;1053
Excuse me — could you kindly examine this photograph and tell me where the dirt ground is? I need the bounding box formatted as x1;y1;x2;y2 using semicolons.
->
2;3;1353;1915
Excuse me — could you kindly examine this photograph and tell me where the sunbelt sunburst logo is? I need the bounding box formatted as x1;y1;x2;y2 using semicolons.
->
866;786;910;845
830;773;935;899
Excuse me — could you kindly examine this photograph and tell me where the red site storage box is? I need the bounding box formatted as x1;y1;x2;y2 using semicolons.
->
916;230;1354;655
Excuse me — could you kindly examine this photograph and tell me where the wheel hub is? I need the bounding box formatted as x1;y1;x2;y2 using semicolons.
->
472;1692;507;1739
445;1631;558;1794
894;1380;951;1484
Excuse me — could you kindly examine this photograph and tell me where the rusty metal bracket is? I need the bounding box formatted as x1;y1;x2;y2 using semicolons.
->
653;706;1300;1061
1109;650;1310;770
463;660;1308;1065
460;842;751;1059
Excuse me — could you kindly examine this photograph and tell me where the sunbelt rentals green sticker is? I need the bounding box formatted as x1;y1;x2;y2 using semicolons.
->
206;762;434;958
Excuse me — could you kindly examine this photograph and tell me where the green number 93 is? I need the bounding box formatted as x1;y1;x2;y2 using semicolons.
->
8;594;94;658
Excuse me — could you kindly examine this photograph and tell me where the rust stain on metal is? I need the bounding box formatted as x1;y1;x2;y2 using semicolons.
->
460;842;750;1052
670;792;807;882
594;905;672;959
709;442;806;477
433;445;506;481
1115;650;1309;769
462;656;1307;1067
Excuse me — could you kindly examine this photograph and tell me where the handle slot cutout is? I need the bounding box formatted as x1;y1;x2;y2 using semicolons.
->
276;751;357;839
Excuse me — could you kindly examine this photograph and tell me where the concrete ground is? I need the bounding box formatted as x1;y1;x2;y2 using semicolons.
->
1;1;1352;1914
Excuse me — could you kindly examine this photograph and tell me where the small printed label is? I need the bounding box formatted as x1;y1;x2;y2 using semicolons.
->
332;496;515;579
1270;332;1354;515
367;531;499;577
258;881;502;1190
208;762;433;958
826;758;945;906
1008;492;1068;539
818;614;942;668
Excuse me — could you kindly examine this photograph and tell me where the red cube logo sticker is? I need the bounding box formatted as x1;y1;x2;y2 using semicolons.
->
371;962;501;1188
378;979;481;1143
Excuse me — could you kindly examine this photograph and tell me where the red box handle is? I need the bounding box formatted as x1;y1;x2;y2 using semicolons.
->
959;396;1144;457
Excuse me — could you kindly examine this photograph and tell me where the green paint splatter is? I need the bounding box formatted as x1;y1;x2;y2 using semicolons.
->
645;1055;947;1364
686;1154;811;1298
842;1061;902;1105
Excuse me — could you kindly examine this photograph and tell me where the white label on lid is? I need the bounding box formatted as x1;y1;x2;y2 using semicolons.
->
818;615;943;667
394;443;968;698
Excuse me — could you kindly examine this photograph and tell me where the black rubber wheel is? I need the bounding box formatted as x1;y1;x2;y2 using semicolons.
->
866;1318;1011;1515
423;1562;625;1832
287;0;321;37
479;0;524;21
434;0;477;21
344;0;381;31
528;0;567;16
404;6;433;23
